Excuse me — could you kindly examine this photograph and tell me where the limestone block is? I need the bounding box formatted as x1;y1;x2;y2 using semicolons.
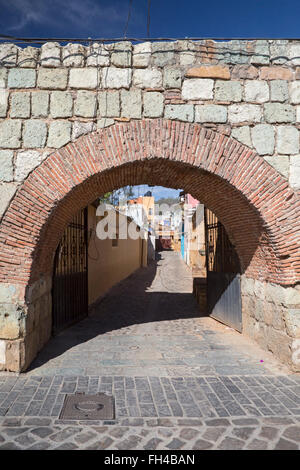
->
231;126;252;147
289;155;300;189
86;43;110;66
47;121;72;148
0;340;5;364
250;40;270;65
289;81;300;104
10;92;31;118
0;89;8;117
241;276;255;296
260;66;293;80
164;104;194;122
163;68;182;89
0;150;13;181
195;104;227;123
264;103;295;123
0;120;22;148
0;303;26;339
266;327;292;365
270;80;289;102
102;67;132;89
284;285;300;307
251;124;275;155
26;276;52;303
223;40;249;65
121;89;142;119
284;310;300;337
97;118;115;129
177;40;195;66
186;65;230;79
253;279;266;300
62;43;85;67
215;81;242;102
182;79;214;100
8;68;36;88
15;150;48;181
288;43;300;66
98;91;120;117
72;121;96;140
0;44;17;66
37;68;68;89
0;68;7;88
40;42;61;67
265;283;286;305
232;65;258;80
291;339;300;371
4;338;26;372
0;182;19;218
143;92;164;118
228;104;262;123
133;68;162;88
277;126;299;154
111;42;132;67
264;156;289;179
152;42;175;66
74;91;96;117
270;40;289;65
133;42;151;68
50;91;73;118
23;120;47;148
69;68;98;89
31;91;49;117
18;46;39;68
244;80;269;103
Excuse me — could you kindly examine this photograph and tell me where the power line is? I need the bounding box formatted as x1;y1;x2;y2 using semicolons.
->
0;34;298;44
147;0;151;38
124;0;133;39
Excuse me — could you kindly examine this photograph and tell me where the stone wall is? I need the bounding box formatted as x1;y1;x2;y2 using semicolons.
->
0;39;299;372
0;276;52;371
1;39;300;218
241;277;300;371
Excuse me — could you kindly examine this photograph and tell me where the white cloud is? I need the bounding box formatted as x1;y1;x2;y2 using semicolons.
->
1;0;143;36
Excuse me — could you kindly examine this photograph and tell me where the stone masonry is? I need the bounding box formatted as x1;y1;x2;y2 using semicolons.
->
1;40;300;189
0;40;299;373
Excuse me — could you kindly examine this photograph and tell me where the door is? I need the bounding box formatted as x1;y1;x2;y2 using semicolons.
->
52;207;88;334
204;208;242;332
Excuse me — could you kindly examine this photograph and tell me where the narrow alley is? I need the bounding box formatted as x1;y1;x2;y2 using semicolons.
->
28;251;287;377
0;252;299;450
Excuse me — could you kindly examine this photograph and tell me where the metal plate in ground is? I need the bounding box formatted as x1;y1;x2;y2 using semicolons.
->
59;393;115;420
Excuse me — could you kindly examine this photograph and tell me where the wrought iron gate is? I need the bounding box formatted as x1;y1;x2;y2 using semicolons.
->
204;208;242;332
52;207;88;334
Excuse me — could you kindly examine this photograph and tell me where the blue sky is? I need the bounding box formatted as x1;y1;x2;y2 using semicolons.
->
1;0;300;39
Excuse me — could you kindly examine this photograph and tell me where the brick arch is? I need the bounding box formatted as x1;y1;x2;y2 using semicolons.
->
0;119;299;290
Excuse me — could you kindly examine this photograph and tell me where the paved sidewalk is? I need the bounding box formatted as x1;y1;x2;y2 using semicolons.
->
0;251;299;450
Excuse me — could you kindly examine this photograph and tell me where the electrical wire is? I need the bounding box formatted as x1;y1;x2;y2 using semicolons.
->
0;34;298;43
124;0;133;39
147;0;151;38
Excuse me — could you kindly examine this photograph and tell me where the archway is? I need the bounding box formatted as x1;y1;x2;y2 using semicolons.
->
0;119;299;372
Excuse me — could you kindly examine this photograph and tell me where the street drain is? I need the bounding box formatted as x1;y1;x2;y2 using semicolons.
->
59;393;115;420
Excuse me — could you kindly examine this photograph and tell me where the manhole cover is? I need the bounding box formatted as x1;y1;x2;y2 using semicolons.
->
59;393;115;420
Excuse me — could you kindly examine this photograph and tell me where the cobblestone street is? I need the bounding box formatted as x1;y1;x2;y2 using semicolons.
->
0;252;299;450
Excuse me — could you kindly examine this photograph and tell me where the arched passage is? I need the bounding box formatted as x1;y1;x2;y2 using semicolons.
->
0;119;299;372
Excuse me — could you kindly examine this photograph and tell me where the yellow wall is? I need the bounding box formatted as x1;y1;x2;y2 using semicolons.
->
87;205;146;305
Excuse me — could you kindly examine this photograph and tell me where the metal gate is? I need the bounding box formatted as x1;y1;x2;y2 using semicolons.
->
204;208;242;332
52;207;88;334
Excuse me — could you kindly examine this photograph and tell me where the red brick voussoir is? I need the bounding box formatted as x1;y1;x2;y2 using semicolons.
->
0;119;299;287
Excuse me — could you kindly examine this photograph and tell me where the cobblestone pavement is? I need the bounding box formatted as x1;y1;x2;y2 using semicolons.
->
0;251;299;450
